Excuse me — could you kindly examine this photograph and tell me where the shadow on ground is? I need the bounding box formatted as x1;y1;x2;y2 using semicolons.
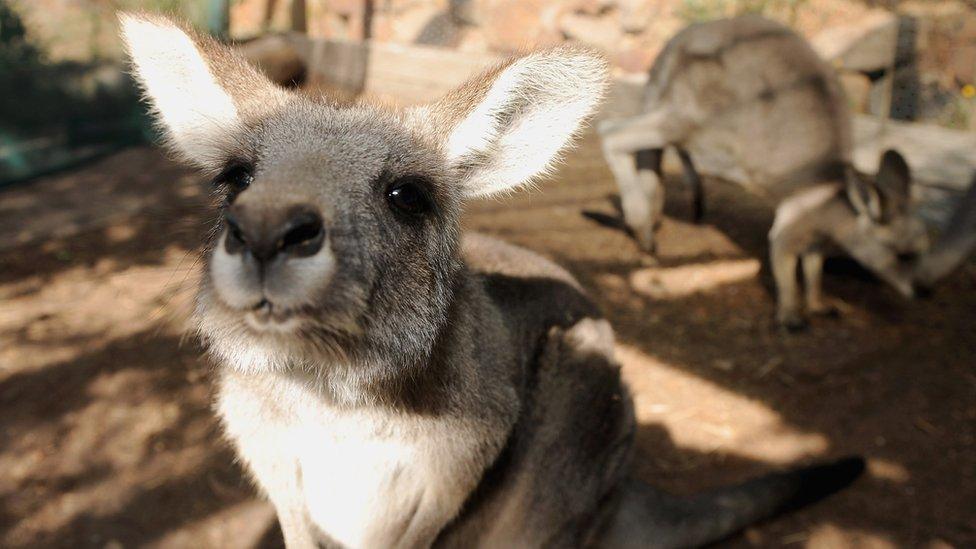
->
1;141;973;547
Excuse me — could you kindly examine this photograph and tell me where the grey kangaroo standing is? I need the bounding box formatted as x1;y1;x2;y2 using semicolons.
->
121;13;864;548
599;15;929;330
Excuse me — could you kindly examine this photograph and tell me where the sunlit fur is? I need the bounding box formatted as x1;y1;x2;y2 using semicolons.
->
423;47;608;197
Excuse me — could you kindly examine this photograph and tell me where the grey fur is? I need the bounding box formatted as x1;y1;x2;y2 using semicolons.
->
598;15;929;330
121;13;863;548
914;173;976;288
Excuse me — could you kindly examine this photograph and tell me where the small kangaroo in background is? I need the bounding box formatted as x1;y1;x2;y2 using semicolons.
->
599;15;930;330
122;13;864;548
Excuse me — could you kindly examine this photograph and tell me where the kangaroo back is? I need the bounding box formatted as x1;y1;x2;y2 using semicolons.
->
646;15;851;195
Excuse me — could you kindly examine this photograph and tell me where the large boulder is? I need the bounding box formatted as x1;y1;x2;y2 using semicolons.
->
617;0;656;34
478;0;566;53
450;0;483;26
559;10;623;52
811;10;900;73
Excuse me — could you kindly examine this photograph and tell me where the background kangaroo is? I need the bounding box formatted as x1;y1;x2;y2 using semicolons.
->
122;13;864;548
598;15;930;330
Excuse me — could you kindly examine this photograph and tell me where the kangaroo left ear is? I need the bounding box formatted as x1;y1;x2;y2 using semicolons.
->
410;46;609;198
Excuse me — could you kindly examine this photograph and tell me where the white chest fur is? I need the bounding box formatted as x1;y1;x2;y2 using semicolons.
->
216;371;482;549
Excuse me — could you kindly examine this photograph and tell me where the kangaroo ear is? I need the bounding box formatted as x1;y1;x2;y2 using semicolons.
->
412;46;609;198
845;166;883;222
119;13;286;167
875;149;912;216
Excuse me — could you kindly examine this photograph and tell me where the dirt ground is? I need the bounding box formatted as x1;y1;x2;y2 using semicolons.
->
1;134;974;548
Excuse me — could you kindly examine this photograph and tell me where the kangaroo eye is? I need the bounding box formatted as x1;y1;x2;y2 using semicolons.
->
386;178;433;216
214;164;253;192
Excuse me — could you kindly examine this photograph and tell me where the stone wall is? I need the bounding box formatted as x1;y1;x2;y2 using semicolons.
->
9;0;971;127
230;0;976;128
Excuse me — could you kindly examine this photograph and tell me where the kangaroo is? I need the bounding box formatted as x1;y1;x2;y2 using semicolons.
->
121;13;865;548
598;15;929;330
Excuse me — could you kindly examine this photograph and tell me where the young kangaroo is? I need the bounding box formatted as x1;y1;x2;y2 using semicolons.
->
121;13;864;548
598;15;929;330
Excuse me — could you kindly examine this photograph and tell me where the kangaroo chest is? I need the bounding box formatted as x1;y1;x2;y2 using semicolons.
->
296;410;461;547
216;374;485;549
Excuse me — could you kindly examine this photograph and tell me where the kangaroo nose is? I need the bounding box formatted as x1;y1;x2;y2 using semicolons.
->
897;251;919;264
224;206;325;262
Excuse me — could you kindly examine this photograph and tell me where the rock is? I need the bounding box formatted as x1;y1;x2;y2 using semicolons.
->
327;0;367;15
852;113;976;193
574;0;618;16
369;1;446;42
415;11;463;47
455;26;490;52
615;45;655;74
479;0;565;53
450;0;570;30
559;11;623;52
812;10;899;73
450;0;483;26
304;0;368;40
617;0;655;34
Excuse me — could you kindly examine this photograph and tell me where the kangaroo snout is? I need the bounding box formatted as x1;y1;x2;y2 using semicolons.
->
896;251;920;265
223;205;326;263
209;201;336;322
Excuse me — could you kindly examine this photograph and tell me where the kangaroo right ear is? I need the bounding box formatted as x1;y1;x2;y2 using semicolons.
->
410;46;609;198
875;149;912;217
119;13;286;167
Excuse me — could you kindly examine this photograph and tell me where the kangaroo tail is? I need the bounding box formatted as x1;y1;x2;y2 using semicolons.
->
596;456;865;549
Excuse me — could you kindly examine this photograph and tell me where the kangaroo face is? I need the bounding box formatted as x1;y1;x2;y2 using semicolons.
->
200;104;463;372
847;150;930;268
854;211;929;262
120;14;608;375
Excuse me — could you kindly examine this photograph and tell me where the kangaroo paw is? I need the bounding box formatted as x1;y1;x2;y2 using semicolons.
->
778;311;808;333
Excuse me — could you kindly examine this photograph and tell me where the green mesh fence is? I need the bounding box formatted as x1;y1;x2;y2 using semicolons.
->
0;0;228;186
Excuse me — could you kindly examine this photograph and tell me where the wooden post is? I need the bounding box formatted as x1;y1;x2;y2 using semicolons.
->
263;0;280;31
291;0;307;33
878;57;895;139
364;0;375;40
207;0;230;40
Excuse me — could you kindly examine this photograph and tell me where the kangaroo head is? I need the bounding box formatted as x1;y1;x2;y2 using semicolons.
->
846;149;929;264
120;13;608;380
